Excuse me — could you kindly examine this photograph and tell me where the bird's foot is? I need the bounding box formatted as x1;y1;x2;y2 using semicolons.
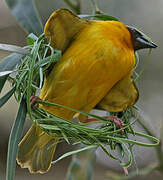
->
30;96;41;109
84;118;99;123
107;115;124;135
86;115;124;134
106;115;123;129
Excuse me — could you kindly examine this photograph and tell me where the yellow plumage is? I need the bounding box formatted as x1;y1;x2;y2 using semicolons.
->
40;13;136;121
17;9;139;173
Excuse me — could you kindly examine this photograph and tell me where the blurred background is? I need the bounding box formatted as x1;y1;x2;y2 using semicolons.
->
0;0;163;179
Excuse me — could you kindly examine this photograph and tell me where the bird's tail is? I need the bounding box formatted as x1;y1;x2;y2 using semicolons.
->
17;124;58;173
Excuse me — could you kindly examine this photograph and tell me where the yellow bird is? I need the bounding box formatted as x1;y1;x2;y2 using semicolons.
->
17;9;157;173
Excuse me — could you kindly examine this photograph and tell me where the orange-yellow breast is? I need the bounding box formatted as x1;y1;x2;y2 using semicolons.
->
40;20;135;121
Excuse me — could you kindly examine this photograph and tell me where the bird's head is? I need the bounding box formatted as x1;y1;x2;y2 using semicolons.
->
128;27;157;51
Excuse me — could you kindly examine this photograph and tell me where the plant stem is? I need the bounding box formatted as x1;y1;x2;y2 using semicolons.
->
90;0;101;14
64;0;81;14
156;140;163;173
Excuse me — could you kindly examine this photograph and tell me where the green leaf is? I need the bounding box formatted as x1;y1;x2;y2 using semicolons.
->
26;33;38;45
0;76;8;94
116;144;124;162
0;53;24;72
0;87;16;108
0;53;24;93
79;14;119;21
0;71;14;77
5;0;43;36
0;44;29;55
40;124;61;131
52;145;97;164
119;143;132;168
6;98;27;180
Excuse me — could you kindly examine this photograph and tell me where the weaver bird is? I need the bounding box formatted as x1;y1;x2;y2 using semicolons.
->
17;9;157;173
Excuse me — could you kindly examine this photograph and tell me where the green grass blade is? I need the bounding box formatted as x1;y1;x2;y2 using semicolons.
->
6;98;27;180
26;33;38;45
66;146;96;180
79;14;119;21
107;132;159;147
0;87;16;108
116;144;124;162
0;71;14;77
5;0;43;36
37;100;111;122
119;143;132;168
0;76;8;94
52;145;97;164
0;53;24;72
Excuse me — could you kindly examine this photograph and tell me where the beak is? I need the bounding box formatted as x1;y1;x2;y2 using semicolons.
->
128;27;157;51
134;36;157;51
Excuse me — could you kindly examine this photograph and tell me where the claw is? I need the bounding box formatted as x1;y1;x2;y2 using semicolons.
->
86;115;124;134
30;96;41;109
107;115;124;135
107;116;123;129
